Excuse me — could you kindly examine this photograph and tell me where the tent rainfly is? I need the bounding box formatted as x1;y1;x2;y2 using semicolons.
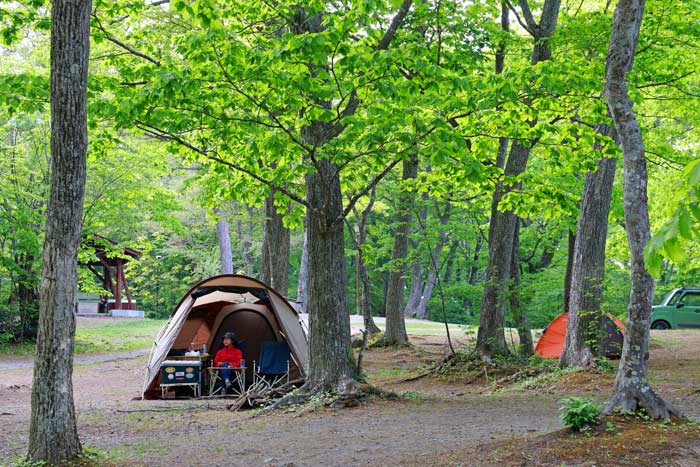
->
141;274;308;399
534;312;625;359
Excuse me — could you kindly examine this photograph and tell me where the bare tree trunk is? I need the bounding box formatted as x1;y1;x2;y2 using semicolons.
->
602;0;680;419
244;206;255;273
305;160;355;392
297;222;309;314
215;208;233;274
559;124;617;368
563;229;575;313
261;190;290;295
469;234;482;285
348;188;381;336
510;224;533;356
442;240;460;284
28;1;90;461
403;260;423;317
384;155;418;345
414;204;451;320
476;0;560;359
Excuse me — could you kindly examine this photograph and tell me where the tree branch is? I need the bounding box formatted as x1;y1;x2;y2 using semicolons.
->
134;120;311;209
92;15;162;67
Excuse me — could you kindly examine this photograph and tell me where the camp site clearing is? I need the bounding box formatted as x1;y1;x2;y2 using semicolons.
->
2;317;700;466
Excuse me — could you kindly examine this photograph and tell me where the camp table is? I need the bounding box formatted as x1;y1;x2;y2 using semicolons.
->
159;360;203;398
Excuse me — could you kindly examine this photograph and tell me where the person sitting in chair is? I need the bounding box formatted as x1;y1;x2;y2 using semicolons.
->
214;332;242;393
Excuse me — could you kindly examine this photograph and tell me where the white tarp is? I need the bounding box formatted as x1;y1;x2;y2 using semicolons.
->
140;295;194;398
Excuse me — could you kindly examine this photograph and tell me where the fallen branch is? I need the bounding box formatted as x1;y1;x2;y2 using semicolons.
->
228;378;304;412
395;354;456;383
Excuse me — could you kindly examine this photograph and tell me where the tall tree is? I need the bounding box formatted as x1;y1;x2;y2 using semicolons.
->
214;207;233;274
383;155;418;345
602;0;679;418
348;189;382;336
476;0;561;358
297;223;309;314
559;123;617;367
509;223;533;355
260;190;290;294
28;0;91;461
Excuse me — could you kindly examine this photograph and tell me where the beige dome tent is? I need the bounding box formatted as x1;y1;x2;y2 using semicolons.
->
141;274;308;399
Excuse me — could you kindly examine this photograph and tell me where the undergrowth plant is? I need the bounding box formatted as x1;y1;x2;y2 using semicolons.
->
560;397;602;432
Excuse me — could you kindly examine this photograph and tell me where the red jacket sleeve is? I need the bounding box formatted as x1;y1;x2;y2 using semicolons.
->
214;348;224;367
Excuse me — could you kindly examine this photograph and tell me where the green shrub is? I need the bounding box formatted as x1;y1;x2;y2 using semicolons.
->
560;396;602;431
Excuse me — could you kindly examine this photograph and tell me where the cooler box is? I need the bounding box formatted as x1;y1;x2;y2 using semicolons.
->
160;360;202;386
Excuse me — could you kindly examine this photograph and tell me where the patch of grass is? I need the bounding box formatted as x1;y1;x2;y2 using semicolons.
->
0;319;166;357
0;340;36;356
511;366;582;391
649;333;681;351
73;319;166;354
3;446;114;467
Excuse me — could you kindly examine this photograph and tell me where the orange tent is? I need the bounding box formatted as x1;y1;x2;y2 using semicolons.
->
534;312;625;359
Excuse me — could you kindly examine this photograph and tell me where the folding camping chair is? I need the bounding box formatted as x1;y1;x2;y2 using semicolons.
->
207;341;248;397
208;360;246;397
253;341;290;390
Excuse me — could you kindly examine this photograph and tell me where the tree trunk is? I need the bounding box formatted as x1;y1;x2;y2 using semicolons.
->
559;124;617;368
384;155;418;345
244;206;255;274
563;229;575;314
476;0;561;359
442;240;460;284
261;189;290;295
469;234;482;285
476;143;529;356
28;0;90;461
297;222;309;314
602;0;680;419
305;160;355;392
510;224;533;356
215;208;233;274
414;204;450;320
403;260;423;317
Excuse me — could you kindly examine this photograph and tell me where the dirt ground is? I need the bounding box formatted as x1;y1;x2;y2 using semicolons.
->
1;328;700;466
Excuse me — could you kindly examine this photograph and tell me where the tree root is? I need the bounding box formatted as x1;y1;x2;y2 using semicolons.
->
604;382;684;420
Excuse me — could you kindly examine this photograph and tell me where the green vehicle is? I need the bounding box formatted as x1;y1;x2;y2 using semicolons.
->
651;287;700;329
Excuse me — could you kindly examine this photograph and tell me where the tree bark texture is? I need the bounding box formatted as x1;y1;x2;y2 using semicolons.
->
296;222;309;314
563;229;575;314
476;0;560;358
261;189;290;295
352;192;382;337
510;224;533;356
602;0;680;419
215;208;234;274
403;259;423;317
28;0;91;462
559;124;617;368
305;160;355;392
414;204;450;320
383;155;418;345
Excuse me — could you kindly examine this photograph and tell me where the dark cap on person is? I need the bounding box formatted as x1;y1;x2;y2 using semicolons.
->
223;332;237;341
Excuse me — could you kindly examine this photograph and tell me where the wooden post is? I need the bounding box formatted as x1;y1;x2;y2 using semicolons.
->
115;259;123;309
122;264;133;309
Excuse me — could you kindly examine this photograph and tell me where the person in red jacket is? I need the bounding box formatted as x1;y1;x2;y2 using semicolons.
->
214;332;242;393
